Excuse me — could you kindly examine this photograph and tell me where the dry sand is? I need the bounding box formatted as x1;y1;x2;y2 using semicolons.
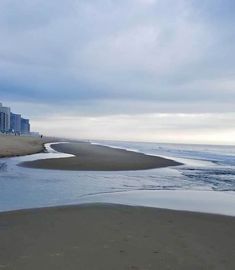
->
21;142;182;171
0;134;54;157
0;204;234;270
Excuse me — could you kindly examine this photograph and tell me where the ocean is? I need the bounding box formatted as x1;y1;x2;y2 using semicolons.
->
0;140;235;215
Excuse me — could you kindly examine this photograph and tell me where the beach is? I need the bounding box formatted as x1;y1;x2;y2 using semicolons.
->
1;137;235;269
0;204;234;270
21;141;182;171
0;134;54;157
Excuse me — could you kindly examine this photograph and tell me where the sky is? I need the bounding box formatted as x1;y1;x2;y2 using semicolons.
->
1;0;235;144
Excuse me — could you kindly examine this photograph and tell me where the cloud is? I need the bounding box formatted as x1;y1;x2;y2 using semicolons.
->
0;0;235;143
0;1;233;98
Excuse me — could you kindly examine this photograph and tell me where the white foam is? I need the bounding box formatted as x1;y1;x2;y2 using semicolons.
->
7;142;75;163
90;142;140;153
44;142;75;158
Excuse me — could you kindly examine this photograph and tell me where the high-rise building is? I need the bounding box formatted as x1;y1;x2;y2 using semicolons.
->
10;113;21;134
0;112;6;132
21;118;30;134
0;103;11;132
1;102;32;134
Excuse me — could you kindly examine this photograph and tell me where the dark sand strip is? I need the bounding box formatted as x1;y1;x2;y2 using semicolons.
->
0;204;234;270
21;142;182;171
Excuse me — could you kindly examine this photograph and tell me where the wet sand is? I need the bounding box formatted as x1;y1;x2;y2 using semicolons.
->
0;204;234;270
0;135;54;157
21;142;182;171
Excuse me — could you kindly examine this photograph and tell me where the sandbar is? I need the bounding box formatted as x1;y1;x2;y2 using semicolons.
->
21;142;182;171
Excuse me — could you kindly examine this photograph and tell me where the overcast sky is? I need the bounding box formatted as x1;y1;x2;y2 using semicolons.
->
1;0;235;144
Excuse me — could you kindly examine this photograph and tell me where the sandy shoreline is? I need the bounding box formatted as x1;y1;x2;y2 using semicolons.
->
1;137;235;269
0;204;234;270
0;134;55;157
21;141;182;171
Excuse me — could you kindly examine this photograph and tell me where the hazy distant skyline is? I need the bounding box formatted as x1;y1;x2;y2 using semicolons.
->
1;0;235;144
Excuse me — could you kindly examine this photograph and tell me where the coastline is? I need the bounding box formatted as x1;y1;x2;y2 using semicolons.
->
1;137;235;269
0;204;234;270
20;141;182;171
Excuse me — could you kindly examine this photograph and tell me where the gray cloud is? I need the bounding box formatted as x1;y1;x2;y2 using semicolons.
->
0;0;235;110
0;0;235;142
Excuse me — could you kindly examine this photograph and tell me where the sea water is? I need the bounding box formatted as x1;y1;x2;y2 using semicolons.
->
0;141;235;215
